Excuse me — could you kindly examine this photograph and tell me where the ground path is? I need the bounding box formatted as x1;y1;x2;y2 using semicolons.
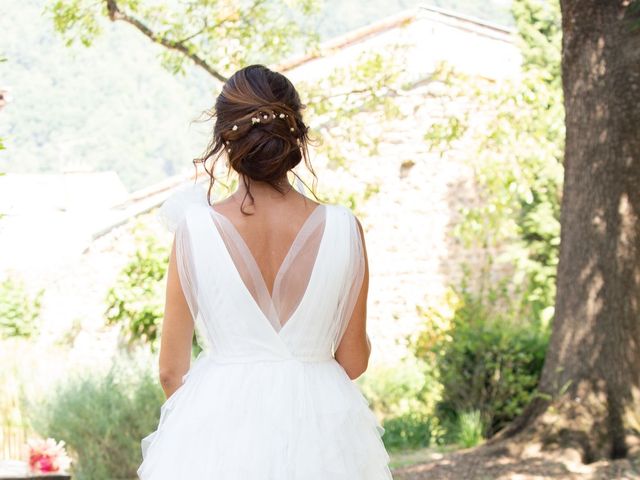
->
390;445;640;479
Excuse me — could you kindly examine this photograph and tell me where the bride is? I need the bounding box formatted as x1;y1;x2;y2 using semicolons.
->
137;64;393;479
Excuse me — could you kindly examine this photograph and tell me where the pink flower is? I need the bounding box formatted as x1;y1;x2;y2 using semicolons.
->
26;437;72;474
34;455;54;472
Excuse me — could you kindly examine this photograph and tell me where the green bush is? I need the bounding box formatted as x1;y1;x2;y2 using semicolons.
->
105;228;168;350
28;355;164;480
0;277;43;339
381;410;444;451
359;357;444;451
415;282;549;439
359;357;438;416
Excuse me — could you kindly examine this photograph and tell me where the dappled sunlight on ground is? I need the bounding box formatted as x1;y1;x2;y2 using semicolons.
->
391;446;640;479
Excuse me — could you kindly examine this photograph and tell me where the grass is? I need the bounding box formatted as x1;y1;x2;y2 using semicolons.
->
389;445;459;470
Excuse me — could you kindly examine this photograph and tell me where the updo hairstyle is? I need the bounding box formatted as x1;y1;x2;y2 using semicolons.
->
194;64;317;213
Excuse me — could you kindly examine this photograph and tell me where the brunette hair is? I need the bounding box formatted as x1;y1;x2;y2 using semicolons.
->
193;64;317;213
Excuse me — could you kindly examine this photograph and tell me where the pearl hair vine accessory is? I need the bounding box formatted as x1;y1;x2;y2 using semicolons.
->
225;110;300;154
229;110;294;135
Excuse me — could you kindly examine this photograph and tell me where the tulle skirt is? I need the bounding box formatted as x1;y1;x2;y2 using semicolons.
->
137;352;393;479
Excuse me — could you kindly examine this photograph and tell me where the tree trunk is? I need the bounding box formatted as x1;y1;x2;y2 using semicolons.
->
499;1;640;462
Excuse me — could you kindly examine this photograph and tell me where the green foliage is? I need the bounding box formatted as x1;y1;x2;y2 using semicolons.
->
512;0;561;83
0;277;43;339
47;0;515;74
105;227;168;350
412;281;549;438
6;0;411;195
300;48;408;170
455;410;484;448
47;0;321;76
28;356;165;480
48;0;104;48
423;0;563;334
359;357;439;418
381;411;444;451
424;111;469;157
359;357;445;451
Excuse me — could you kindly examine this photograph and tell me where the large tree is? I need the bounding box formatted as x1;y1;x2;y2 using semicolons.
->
502;0;640;462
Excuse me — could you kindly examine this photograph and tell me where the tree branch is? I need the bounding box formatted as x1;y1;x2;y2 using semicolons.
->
175;20;209;45
310;74;405;103
105;0;227;82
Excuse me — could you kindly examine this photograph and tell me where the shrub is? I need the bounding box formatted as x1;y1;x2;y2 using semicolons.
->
105;229;168;350
381;410;444;451
439;296;547;436
359;356;444;451
28;354;164;480
0;277;43;339
359;356;438;416
413;282;549;439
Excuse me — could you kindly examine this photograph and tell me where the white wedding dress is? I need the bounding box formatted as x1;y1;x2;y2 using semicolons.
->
137;182;393;479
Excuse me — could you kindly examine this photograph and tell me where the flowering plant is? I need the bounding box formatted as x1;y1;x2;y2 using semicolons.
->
26;437;72;474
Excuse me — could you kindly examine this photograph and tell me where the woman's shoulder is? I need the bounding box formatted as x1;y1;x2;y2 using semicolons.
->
157;183;209;233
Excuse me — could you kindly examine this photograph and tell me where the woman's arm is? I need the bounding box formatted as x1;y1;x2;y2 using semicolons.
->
334;217;371;380
158;237;194;399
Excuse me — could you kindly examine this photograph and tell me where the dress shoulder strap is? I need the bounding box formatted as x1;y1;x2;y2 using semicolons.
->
157;183;209;233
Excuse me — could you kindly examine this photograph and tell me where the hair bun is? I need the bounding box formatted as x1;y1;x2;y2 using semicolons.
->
194;64;316;213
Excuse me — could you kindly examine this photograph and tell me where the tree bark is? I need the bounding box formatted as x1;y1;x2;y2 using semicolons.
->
498;1;640;462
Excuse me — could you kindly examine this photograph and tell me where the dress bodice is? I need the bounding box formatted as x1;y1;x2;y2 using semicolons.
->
159;183;365;364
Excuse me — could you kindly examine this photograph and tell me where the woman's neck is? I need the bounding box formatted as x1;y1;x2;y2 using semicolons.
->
234;175;295;201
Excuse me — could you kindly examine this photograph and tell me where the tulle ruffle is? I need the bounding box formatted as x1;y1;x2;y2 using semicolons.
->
157;182;209;233
137;353;392;479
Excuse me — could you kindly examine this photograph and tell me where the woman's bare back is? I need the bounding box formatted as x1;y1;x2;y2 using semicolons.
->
210;186;322;296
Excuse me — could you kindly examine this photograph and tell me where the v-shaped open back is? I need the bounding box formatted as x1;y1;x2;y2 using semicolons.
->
206;203;327;333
